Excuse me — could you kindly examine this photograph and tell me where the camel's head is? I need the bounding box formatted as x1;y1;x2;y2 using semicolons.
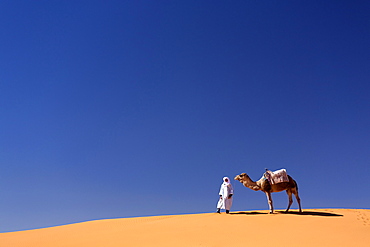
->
234;173;249;183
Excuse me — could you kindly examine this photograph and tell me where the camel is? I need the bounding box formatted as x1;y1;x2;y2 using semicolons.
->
234;172;302;214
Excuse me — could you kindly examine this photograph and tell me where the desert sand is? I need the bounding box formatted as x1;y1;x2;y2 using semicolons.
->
1;209;369;247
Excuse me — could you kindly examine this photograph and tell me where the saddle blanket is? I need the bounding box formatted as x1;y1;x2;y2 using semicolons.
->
265;169;289;184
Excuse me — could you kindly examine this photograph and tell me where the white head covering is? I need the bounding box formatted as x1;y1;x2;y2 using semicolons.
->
223;177;231;186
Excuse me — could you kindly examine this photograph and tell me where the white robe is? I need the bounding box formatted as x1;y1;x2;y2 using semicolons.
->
217;180;234;210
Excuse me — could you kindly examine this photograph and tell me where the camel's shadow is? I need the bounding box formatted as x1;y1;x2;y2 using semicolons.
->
276;210;343;217
230;211;343;217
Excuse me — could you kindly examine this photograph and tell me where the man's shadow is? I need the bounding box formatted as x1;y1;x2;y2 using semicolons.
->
230;211;268;215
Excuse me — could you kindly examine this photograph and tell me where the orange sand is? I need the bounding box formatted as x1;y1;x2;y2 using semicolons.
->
1;209;369;247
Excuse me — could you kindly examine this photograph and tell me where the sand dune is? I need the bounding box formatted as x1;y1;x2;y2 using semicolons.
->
1;209;369;247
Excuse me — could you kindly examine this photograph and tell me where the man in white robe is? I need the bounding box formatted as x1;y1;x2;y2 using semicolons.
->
216;177;234;214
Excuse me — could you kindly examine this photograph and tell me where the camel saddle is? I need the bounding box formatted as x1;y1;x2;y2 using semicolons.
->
264;169;289;185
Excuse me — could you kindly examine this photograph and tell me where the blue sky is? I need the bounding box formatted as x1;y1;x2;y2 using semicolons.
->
1;0;369;232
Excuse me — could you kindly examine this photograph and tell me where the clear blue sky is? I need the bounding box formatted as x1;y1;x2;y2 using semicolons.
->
1;0;369;232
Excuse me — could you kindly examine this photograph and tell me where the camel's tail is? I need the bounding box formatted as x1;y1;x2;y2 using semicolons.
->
293;178;299;191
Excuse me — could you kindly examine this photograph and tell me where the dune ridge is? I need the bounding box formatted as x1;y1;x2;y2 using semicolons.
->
1;209;369;247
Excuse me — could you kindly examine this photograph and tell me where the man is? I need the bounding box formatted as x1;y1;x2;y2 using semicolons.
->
216;177;234;214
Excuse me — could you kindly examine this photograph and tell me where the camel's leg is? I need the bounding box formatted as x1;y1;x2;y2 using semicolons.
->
293;188;302;213
265;192;274;214
285;190;293;213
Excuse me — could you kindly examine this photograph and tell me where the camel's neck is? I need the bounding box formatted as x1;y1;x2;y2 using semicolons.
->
242;177;261;191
